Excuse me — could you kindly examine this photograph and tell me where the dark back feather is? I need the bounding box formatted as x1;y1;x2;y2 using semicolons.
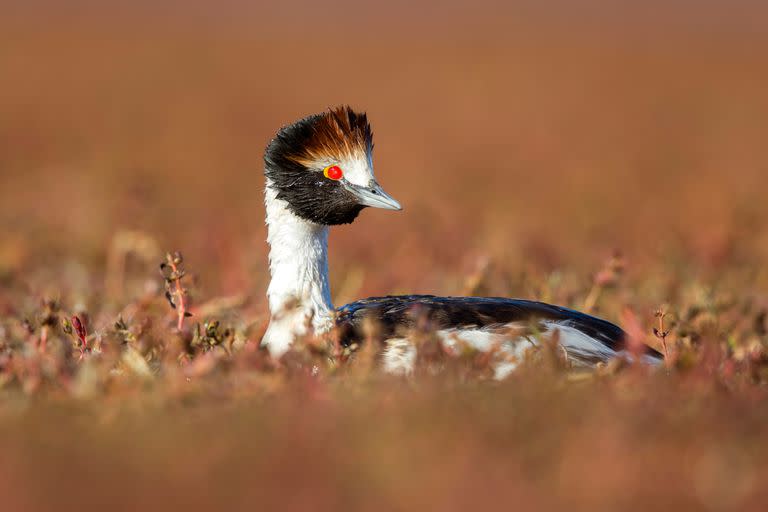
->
336;295;661;359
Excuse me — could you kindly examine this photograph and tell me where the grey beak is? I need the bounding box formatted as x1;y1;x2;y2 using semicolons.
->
344;181;402;211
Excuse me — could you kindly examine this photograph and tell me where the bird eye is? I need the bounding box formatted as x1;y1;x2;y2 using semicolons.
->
323;165;343;180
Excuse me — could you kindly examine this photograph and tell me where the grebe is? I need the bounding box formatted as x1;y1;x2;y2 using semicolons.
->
261;106;661;376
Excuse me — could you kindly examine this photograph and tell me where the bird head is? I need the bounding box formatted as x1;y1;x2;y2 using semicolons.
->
264;106;401;225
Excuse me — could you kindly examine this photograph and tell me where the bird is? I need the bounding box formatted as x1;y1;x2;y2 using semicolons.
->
261;106;661;377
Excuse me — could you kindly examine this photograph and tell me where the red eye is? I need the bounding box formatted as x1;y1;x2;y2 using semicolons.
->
324;165;343;180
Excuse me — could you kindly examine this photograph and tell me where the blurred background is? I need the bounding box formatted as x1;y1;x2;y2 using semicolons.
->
2;0;767;312
3;3;768;511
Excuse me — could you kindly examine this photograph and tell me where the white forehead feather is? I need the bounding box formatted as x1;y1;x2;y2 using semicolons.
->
337;154;375;187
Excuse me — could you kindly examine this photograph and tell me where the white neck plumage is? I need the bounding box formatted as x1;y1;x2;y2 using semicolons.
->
261;181;335;356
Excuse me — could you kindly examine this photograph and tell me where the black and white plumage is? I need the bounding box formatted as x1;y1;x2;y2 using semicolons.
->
261;106;661;375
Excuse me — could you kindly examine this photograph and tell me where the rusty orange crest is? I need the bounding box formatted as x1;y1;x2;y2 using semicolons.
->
288;106;373;167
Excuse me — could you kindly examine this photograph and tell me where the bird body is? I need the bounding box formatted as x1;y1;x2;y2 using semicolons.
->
261;106;661;374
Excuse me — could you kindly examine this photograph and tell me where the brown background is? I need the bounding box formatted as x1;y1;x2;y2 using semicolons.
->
2;3;768;511
2;1;767;310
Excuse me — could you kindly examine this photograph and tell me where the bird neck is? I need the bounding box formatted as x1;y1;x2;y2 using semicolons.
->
262;181;335;356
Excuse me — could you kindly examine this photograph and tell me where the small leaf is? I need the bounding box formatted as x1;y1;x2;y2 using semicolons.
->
72;316;86;340
165;291;176;309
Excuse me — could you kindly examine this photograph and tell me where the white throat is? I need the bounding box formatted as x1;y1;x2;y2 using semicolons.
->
261;180;335;356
